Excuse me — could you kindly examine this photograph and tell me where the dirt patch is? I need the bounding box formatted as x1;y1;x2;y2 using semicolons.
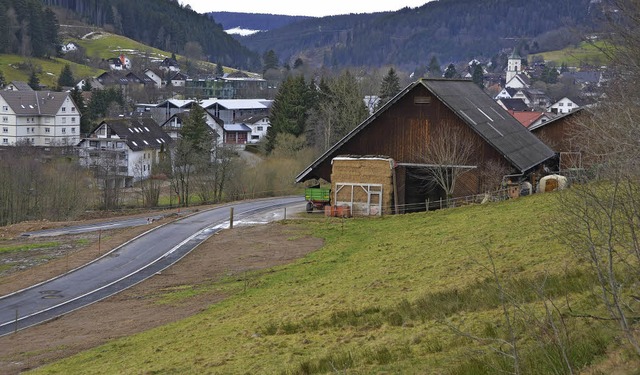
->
0;219;323;374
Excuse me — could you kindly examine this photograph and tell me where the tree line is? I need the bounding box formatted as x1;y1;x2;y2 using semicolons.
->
0;0;59;58
242;0;596;70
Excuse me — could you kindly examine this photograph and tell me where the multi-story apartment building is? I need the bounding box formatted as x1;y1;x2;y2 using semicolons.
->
0;91;81;147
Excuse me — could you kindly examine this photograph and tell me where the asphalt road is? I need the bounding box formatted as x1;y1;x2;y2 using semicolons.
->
0;196;305;337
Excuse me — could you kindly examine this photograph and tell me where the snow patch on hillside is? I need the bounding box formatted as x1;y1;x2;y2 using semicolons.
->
225;27;262;36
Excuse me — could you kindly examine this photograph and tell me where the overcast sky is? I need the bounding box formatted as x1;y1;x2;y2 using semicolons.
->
180;0;431;17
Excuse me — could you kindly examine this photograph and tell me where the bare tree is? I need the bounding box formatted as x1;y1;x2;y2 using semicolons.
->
414;123;479;199
558;0;640;356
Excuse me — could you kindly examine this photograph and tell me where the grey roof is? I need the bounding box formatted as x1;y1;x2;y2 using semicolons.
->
235;114;268;124
498;98;530;111
7;81;34;91
423;79;554;172
529;107;584;132
224;123;252;132
296;79;554;182
90;118;173;151
1;91;71;116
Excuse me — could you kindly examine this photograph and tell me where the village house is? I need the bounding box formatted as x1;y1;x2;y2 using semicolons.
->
77;117;172;187
0;90;81;147
296;79;555;215
234;114;270;143
548;97;581;114
4;81;34;92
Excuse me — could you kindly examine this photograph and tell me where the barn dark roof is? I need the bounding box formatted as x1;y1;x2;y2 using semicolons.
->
296;79;554;183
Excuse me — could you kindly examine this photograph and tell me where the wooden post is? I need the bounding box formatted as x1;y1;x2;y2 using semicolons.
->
439;197;443;209
14;309;18;334
426;199;430;211
229;207;234;229
284;207;287;220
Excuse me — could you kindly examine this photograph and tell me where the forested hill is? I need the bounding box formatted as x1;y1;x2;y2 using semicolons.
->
41;0;261;70
241;0;600;68
207;12;311;32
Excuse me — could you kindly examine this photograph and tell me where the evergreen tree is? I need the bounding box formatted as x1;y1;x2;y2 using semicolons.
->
266;75;313;153
180;104;212;154
306;70;369;151
28;71;40;90
444;63;458;79
472;63;484;88
215;61;224;76
58;64;75;88
0;69;5;88
428;56;442;77
82;79;92;92
262;49;279;73
378;67;401;107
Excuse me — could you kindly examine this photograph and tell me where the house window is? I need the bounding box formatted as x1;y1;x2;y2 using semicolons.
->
567;103;573;107
45;127;51;133
2;106;7;111
559;103;564;106
71;107;76;112
61;128;66;134
257;126;263;131
26;118;31;123
71;117;76;123
71;127;76;133
2;117;7;123
45;138;51;144
61;107;66;112
26;128;30;134
62;117;67;124
2;127;7;133
2;138;7;144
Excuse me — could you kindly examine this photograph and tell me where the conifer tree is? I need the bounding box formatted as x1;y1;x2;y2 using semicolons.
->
58;64;75;88
266;75;313;153
378;67;401;107
428;56;442;77
28;71;40;90
472;63;484;88
444;64;458;79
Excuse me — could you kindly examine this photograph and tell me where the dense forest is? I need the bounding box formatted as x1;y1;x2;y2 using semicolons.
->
207;12;311;32
40;0;261;70
241;0;600;69
0;0;60;58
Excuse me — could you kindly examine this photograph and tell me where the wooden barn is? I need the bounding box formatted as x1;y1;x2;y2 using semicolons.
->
529;109;586;171
296;79;555;214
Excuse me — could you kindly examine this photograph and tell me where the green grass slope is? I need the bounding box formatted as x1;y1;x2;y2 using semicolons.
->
530;40;612;67
0;55;103;89
32;193;626;374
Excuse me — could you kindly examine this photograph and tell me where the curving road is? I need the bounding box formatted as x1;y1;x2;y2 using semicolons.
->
0;196;304;337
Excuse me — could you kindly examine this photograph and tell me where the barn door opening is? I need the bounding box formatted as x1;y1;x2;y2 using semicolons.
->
404;167;447;212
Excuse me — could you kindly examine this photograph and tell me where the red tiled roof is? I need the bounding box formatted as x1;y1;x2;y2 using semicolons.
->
509;110;545;128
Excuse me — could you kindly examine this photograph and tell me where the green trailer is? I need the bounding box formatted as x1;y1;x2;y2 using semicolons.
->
304;187;331;213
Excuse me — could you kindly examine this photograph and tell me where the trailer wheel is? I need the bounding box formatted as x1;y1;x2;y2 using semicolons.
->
306;202;314;213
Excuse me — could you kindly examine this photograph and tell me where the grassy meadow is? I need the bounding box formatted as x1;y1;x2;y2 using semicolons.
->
530;40;611;67
30;192;633;374
0;55;103;89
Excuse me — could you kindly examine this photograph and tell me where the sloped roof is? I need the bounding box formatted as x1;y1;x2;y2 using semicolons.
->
224;123;252;132
7;81;34;91
204;99;271;110
498;98;529;111
94;118;173;151
529;108;584;132
509;111;546;128
423;79;554;171
0;91;71;116
296;79;554;182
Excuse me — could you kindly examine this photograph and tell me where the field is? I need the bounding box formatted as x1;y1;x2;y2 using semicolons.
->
0;55;103;89
530;40;612;67
7;192;633;374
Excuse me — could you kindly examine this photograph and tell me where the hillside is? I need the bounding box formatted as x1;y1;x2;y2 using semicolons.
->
0;54;103;89
27;193;637;374
41;0;261;70
241;0;601;69
207;12;312;33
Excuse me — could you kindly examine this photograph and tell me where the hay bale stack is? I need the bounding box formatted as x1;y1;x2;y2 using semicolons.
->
330;157;395;216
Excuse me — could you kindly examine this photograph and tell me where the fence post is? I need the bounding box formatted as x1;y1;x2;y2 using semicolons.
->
229;207;234;229
426;199;430;211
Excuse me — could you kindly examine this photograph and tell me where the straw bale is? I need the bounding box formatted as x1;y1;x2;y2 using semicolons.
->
330;157;395;215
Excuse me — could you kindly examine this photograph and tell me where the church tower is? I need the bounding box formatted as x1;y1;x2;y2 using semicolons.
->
506;50;522;83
